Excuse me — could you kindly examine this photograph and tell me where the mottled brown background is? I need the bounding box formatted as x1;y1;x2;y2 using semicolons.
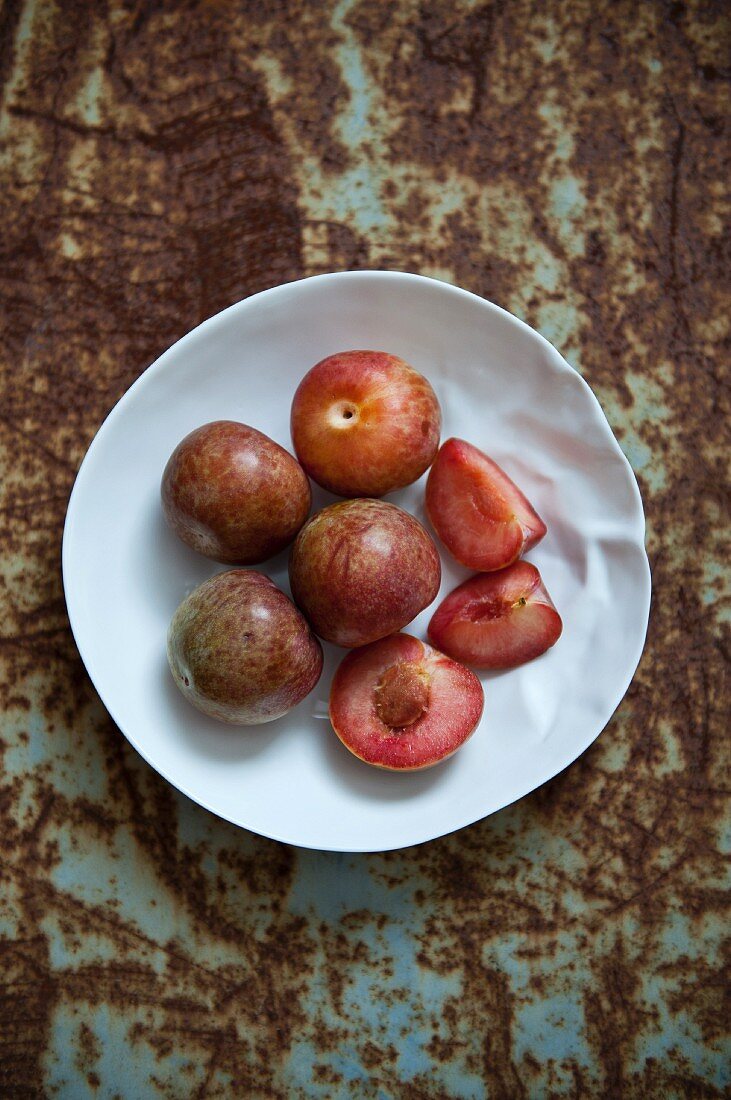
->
0;0;729;1097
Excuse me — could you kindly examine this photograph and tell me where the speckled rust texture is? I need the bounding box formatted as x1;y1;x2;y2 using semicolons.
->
0;0;729;1096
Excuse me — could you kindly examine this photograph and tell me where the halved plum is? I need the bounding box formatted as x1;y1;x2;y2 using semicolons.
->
329;633;484;770
428;561;562;670
425;438;547;571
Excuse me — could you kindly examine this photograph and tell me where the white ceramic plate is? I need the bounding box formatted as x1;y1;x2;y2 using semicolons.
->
63;272;651;851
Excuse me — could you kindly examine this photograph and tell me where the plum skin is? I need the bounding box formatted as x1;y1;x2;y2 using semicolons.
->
162;420;311;565
167;570;323;724
291;350;442;497
289;499;441;648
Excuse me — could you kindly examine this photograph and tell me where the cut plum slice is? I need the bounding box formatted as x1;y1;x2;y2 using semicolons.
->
428;561;562;670
425;438;546;571
329;633;484;770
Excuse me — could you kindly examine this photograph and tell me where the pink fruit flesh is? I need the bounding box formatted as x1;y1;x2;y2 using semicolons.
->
425;438;546;572
330;633;484;770
428;561;562;670
162;421;311;565
291;350;441;497
289;499;441;648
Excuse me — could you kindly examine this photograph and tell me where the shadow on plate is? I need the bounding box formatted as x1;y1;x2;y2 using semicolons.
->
134;491;340;612
159;605;455;805
160;653;283;763
314;714;456;803
136;495;213;615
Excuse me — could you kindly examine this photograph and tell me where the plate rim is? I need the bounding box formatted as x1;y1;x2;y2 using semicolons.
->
62;270;652;852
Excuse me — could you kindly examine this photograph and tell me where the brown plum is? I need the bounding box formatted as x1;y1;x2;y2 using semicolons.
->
162;421;311;564
289;499;441;648
167;570;323;724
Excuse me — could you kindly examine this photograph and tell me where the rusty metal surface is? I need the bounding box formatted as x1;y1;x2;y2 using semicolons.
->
0;0;729;1095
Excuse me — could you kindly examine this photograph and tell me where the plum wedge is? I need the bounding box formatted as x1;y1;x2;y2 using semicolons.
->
428;561;562;670
425;438;546;572
329;633;484;770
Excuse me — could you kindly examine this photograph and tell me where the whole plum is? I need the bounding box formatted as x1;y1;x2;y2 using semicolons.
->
162;421;311;564
291;351;441;497
167;570;323;724
289;499;441;648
